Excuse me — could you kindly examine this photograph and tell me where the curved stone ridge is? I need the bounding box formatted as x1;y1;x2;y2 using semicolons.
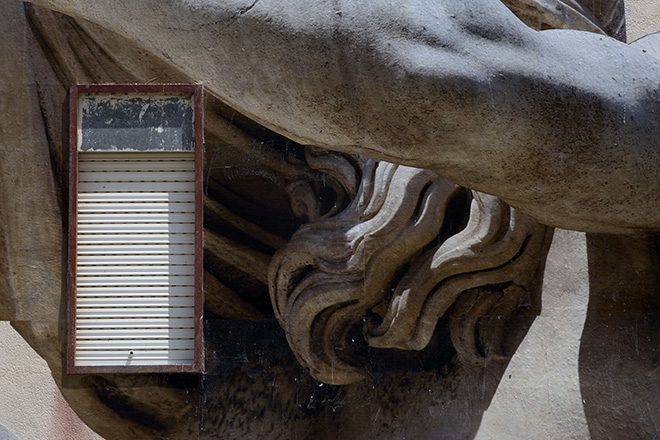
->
269;158;552;384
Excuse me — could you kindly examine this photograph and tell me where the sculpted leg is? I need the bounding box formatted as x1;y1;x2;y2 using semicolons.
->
22;0;660;232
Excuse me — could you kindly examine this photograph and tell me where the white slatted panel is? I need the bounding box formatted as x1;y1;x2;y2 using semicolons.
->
75;151;196;367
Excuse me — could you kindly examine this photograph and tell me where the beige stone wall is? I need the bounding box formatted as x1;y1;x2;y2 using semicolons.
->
626;0;660;41
475;230;591;439
0;322;104;440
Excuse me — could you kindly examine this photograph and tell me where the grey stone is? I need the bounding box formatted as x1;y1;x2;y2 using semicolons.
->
24;0;660;233
3;0;660;439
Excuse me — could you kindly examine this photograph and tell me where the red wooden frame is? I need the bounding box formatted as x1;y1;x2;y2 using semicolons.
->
67;84;204;374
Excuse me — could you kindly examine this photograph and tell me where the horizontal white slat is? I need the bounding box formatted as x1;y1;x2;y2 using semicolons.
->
79;192;194;203
77;296;194;307
78;202;195;213
78;243;194;254
77;223;195;234
75;349;194;359
76;275;195;287
75;359;194;366
76;357;194;367
76;307;194;318
79;170;195;182
76;328;195;339
76;348;195;365
78;212;194;223
77;286;194;296
76;317;194;329
79;160;194;171
75;358;194;367
79;151;194;161
77;254;194;265
77;233;194;245
77;265;194;276
79;181;194;192
76;339;194;350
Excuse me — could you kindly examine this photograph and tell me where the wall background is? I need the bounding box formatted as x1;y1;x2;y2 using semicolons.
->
626;0;660;40
0;322;103;440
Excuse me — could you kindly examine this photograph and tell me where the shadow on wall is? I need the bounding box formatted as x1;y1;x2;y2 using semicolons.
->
581;234;660;439
0;423;20;440
198;315;537;440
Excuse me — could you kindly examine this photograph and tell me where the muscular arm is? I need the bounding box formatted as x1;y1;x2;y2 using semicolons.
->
24;0;660;233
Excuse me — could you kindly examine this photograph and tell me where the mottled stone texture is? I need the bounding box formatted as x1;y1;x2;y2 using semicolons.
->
22;0;660;234
3;0;660;439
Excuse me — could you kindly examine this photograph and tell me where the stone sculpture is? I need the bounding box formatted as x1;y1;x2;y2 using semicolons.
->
270;154;552;384
3;0;658;438
25;0;656;234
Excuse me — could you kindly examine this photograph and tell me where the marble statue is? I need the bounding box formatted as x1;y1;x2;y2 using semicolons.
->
24;0;659;234
2;0;660;438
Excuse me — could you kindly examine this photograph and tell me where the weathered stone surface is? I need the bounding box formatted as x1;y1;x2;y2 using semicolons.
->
4;0;660;439
503;0;625;38
0;3;324;438
270;158;552;384
23;0;660;234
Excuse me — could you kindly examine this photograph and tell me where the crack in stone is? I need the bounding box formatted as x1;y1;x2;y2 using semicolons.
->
238;0;260;17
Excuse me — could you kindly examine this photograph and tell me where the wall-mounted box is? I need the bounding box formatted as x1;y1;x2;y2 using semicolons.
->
68;84;204;374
